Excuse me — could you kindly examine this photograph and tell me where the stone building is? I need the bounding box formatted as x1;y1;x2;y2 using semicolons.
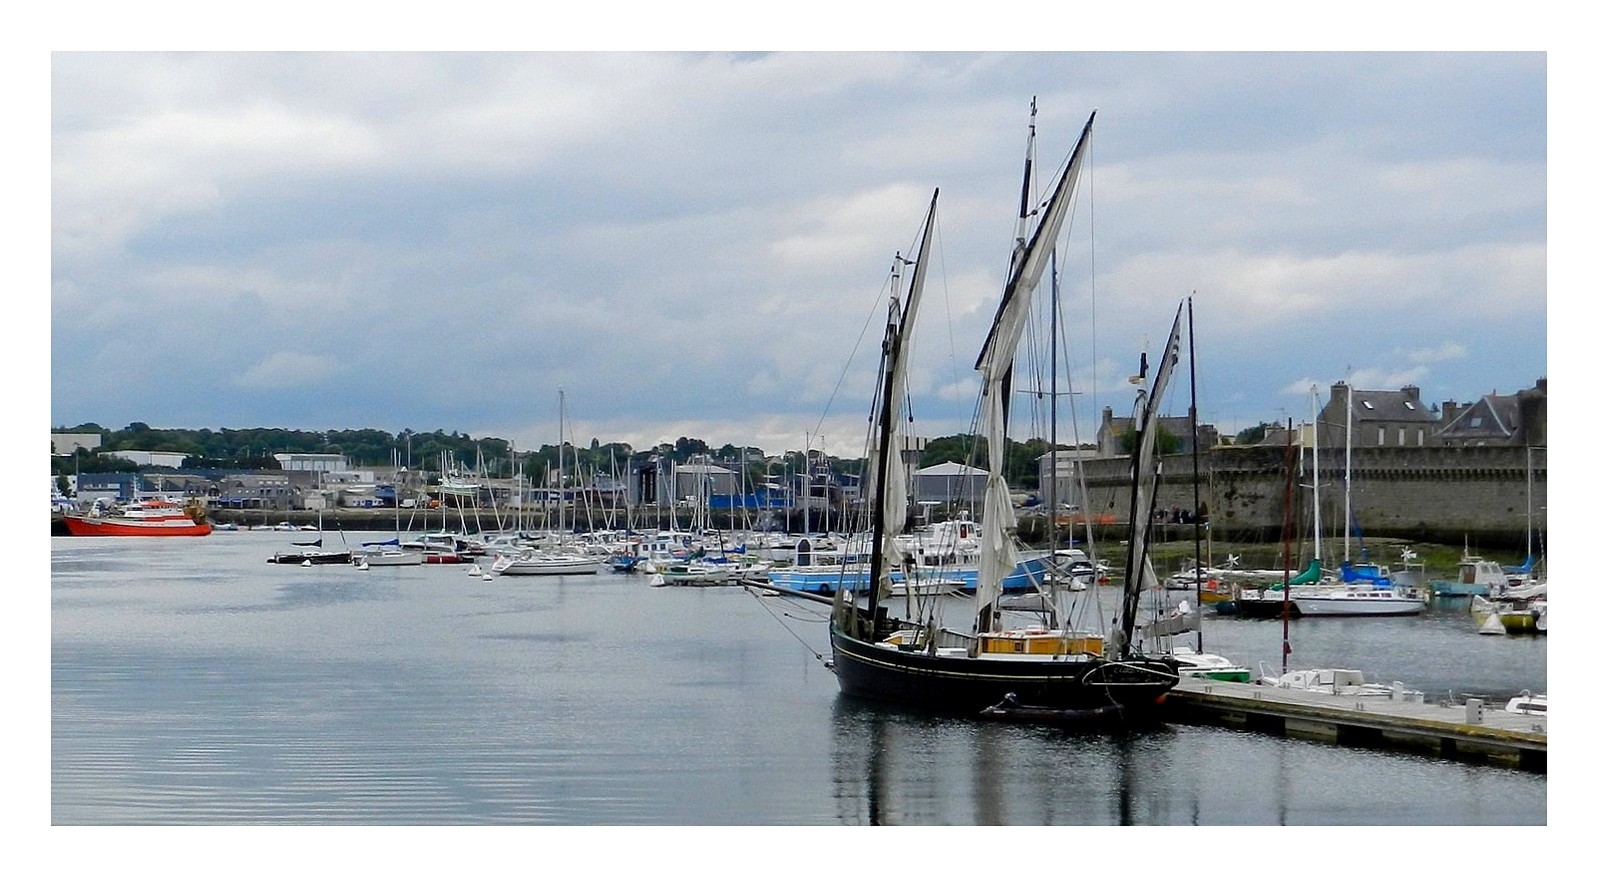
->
1096;409;1220;457
1036;448;1098;509
1434;378;1548;448
1315;382;1439;449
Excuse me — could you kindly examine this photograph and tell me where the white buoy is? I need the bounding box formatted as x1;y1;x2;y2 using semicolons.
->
1478;611;1506;635
466;563;482;577
357;559;369;571
301;559;312;568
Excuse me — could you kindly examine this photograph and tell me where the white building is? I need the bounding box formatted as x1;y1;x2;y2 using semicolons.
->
51;433;102;455
274;453;350;472
913;462;988;504
105;449;189;468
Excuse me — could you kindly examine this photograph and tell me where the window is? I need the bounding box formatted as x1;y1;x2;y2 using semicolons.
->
1404;401;1415;410
1417;430;1424;446
1398;427;1406;445
1362;400;1375;410
1378;426;1386;446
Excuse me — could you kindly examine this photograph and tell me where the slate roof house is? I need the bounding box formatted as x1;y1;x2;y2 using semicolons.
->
1315;382;1439;448
1433;378;1547;447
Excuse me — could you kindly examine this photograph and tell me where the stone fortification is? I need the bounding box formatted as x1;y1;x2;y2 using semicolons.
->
1076;444;1546;548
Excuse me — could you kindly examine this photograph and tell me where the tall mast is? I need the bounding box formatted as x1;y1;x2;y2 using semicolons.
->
1311;385;1322;562
971;109;1095;639
1010;96;1038;278
1186;296;1202;653
853;190;938;639
558;388;566;536
1344;382;1353;564
1118;304;1183;660
1280;420;1296;676
1048;253;1059;565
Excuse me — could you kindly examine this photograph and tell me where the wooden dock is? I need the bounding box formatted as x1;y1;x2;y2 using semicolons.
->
1162;677;1547;772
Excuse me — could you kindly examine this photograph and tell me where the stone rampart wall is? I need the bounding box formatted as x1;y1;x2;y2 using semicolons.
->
1077;444;1546;548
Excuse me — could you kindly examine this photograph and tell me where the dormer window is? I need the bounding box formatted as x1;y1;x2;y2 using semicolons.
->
1361;401;1374;410
1404;401;1415;410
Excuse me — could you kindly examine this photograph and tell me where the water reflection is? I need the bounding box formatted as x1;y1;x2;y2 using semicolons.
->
829;695;1196;825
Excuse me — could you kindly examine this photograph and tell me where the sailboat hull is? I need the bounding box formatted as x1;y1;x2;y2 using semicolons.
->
829;627;1179;715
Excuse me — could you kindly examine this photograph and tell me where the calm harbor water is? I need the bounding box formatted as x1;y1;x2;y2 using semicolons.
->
51;531;1548;825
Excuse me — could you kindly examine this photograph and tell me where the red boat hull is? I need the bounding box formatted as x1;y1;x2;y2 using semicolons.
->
60;515;212;537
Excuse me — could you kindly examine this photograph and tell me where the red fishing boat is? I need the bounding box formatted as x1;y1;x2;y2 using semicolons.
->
60;499;213;537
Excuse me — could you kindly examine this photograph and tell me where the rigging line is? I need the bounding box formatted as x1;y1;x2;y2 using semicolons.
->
743;586;828;661
809;257;899;449
1087;128;1098;428
934;214;964;415
1053;170;1107;633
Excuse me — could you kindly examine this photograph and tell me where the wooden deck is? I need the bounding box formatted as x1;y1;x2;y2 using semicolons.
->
1162;677;1547;772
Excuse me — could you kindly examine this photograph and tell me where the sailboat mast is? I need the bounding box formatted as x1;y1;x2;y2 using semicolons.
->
558;388;566;537
1280;420;1297;676
1525;443;1534;564
1344;383;1353;564
1117;304;1183;659
1311;386;1322;562
1011;97;1038;277
1186;296;1202;653
1048;250;1059;621
859;190;938;638
971;110;1095;638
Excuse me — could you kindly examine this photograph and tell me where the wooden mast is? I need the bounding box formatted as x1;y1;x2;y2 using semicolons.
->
857;190;938;640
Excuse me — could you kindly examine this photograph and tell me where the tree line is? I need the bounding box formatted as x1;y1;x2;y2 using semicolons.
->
53;419;1267;489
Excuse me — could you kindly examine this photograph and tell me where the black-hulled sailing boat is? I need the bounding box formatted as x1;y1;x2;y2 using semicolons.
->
827;110;1180;718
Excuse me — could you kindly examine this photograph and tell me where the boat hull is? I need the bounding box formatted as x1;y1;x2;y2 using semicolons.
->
60;515;211;537
358;551;426;566
492;556;602;575
1429;581;1490;597
829;626;1179;715
1233;588;1427;618
1292;596;1426;616
267;551;353;565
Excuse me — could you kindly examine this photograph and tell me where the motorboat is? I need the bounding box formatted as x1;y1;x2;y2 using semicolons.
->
1504;691;1547;716
1172;646;1251;682
1256;667;1424;702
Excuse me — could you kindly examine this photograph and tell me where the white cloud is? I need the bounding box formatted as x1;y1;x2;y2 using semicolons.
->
49;52;1547;455
233;352;339;389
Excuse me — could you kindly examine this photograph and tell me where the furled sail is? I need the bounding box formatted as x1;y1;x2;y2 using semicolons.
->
853;190;938;635
970;112;1095;636
1118;304;1185;657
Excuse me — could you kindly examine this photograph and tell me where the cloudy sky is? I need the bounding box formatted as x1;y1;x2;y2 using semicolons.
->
48;46;1548;459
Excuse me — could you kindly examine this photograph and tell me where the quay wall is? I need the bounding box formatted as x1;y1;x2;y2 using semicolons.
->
1077;445;1546;549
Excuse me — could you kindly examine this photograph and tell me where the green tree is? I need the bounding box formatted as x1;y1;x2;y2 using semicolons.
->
1234;422;1278;446
1116;425;1182;456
